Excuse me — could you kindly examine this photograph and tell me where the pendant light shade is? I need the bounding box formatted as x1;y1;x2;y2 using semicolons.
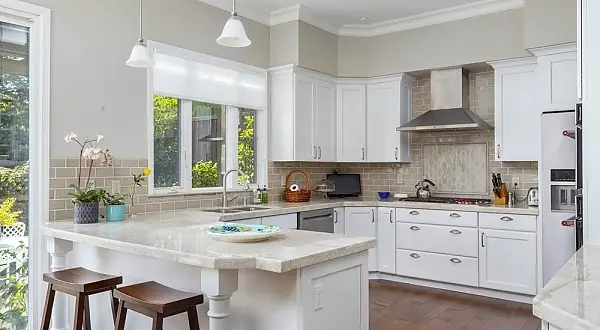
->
127;0;154;68
217;0;251;48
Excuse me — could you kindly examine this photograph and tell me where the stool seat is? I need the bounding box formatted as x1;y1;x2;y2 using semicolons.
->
43;267;123;293
114;281;204;315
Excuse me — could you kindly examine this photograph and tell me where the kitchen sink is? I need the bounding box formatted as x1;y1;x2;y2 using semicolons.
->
203;209;243;214
230;206;271;212
203;205;271;214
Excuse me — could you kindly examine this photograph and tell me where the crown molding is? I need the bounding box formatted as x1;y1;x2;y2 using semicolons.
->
338;0;524;37
270;4;341;35
196;0;271;25
528;42;577;57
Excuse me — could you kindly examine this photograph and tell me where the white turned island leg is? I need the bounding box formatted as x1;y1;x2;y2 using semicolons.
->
46;238;73;330
200;269;239;330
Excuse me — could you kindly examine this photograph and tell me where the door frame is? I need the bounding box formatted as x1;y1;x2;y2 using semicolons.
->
0;1;51;329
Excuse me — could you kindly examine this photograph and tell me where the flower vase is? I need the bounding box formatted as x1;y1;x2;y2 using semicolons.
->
106;204;126;222
73;202;99;224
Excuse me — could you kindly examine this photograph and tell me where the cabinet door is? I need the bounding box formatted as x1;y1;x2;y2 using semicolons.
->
479;229;537;295
344;207;377;271
536;50;579;111
377;208;395;274
494;63;538;161
367;81;401;162
337;84;367;162
315;79;336;161
333;208;345;234
262;214;297;229
294;74;316;161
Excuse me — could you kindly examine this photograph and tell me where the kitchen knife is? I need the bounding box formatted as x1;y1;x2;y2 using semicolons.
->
497;173;503;186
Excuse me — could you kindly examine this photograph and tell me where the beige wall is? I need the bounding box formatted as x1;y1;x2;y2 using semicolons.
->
523;0;577;49
270;21;299;67
22;0;270;158
338;9;529;77
298;21;339;76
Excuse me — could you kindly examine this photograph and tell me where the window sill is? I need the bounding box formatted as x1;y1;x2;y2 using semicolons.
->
147;187;258;198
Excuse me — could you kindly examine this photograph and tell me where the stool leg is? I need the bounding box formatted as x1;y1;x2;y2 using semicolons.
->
40;284;56;330
152;313;164;330
73;293;86;330
83;295;91;330
187;307;200;330
115;300;128;330
110;288;119;323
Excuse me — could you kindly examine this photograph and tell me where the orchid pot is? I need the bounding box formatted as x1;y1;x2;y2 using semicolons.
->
73;202;100;224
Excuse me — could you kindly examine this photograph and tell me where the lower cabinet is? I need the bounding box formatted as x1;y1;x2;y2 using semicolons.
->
234;218;262;225
344;207;377;271
479;229;537;295
377;208;396;274
334;208;345;234
396;249;479;287
262;213;298;229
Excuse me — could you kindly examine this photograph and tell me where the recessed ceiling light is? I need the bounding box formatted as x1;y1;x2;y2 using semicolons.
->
357;16;367;21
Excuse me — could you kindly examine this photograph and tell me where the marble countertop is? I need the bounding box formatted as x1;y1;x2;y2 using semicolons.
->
41;210;376;273
533;245;600;330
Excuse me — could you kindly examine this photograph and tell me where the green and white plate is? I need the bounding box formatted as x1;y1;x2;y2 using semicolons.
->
206;223;281;243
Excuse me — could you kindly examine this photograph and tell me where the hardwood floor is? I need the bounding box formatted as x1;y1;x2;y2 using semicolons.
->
370;280;540;330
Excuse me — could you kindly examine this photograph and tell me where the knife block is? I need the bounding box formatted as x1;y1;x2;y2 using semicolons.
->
494;183;509;205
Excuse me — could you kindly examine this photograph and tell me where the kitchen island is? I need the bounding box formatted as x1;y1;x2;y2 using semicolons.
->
41;210;375;330
533;244;600;330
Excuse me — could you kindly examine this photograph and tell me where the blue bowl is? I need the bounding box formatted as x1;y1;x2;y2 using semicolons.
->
378;191;391;200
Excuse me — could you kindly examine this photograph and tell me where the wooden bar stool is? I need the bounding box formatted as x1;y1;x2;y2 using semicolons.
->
113;281;204;330
40;267;123;330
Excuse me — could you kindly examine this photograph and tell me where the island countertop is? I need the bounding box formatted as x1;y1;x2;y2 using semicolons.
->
41;210;376;273
533;244;600;330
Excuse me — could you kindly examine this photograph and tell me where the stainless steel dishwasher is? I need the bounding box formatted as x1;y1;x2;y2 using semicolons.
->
298;209;334;233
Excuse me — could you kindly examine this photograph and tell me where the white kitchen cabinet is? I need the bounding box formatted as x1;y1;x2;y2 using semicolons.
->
333;207;345;234
233;218;262;225
490;58;538;161
479;229;537;295
577;0;585;100
269;66;336;162
366;76;413;162
377;207;396;274
396;249;479;287
336;84;367;162
530;44;579;111
344;207;377;271
262;213;297;230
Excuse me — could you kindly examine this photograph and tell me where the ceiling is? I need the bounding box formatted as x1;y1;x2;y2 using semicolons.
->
238;0;482;25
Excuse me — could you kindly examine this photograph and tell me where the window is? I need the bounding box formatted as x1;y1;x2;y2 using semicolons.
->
148;42;266;194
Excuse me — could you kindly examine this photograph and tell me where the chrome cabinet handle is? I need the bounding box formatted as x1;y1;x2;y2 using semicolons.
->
409;210;420;216
409;226;420;231
410;253;420;259
500;216;513;221
497;144;501;159
449;213;461;218
372;209;375;222
389;210;393;223
318;146;322;159
313;146;317;159
362;148;365;160
334;210;338;223
481;233;485;247
450;229;462;235
450;258;462;264
395;147;399;160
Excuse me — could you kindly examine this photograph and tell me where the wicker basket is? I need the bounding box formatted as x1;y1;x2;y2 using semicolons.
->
284;170;311;203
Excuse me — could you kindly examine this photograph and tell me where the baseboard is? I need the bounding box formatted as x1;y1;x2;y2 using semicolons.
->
368;272;533;304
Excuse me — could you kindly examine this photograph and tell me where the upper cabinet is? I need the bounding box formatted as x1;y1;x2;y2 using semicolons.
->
269;66;336;162
337;74;413;163
530;44;579;111
490;58;538;162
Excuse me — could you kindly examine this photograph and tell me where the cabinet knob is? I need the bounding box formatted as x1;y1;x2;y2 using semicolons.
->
450;258;462;264
500;216;514;222
409;210;420;216
409;226;420;231
449;213;461;218
450;229;462;235
409;253;420;259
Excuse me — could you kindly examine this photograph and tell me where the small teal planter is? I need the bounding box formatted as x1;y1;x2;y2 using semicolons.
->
106;204;126;222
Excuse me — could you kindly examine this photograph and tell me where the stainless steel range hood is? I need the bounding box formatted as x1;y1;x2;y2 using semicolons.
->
397;68;492;132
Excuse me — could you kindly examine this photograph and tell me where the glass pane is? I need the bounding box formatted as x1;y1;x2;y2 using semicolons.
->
191;101;225;188
238;109;257;184
0;21;29;330
153;95;180;188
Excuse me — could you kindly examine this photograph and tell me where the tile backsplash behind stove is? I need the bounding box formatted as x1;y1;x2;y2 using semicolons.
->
269;68;538;200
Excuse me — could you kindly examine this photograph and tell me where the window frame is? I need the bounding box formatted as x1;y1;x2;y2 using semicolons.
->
146;42;267;196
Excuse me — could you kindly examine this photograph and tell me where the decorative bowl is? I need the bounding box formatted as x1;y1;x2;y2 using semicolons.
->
378;191;391;200
206;223;281;243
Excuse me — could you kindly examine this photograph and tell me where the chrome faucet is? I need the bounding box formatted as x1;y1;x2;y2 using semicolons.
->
222;169;251;208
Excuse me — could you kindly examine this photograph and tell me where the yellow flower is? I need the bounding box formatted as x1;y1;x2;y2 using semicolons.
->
143;167;152;176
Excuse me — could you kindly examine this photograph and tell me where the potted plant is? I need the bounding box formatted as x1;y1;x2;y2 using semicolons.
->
103;193;126;222
0;197;23;241
65;132;113;224
129;167;151;216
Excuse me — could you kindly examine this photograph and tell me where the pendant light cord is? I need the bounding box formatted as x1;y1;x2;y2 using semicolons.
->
138;0;144;43
231;0;237;16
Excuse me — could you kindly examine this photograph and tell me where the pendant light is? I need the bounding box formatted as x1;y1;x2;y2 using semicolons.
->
217;0;251;48
126;0;154;68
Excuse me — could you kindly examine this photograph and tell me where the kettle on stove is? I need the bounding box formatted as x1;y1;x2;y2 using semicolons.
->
527;187;539;206
415;179;436;199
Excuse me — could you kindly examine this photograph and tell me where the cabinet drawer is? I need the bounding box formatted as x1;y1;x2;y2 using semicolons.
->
396;208;478;227
396;223;478;257
479;213;536;232
396;249;478;287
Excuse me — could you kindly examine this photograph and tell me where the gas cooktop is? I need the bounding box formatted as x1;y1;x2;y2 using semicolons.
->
399;197;492;205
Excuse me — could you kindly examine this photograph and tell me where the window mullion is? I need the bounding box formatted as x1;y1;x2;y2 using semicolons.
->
225;106;240;189
180;99;193;191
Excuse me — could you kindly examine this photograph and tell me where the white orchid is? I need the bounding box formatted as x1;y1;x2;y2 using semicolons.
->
96;134;104;142
64;132;77;143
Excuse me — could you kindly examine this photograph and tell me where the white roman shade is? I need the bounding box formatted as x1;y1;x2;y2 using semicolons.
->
150;42;266;110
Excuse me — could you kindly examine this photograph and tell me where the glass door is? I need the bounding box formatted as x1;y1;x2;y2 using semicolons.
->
0;19;30;330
